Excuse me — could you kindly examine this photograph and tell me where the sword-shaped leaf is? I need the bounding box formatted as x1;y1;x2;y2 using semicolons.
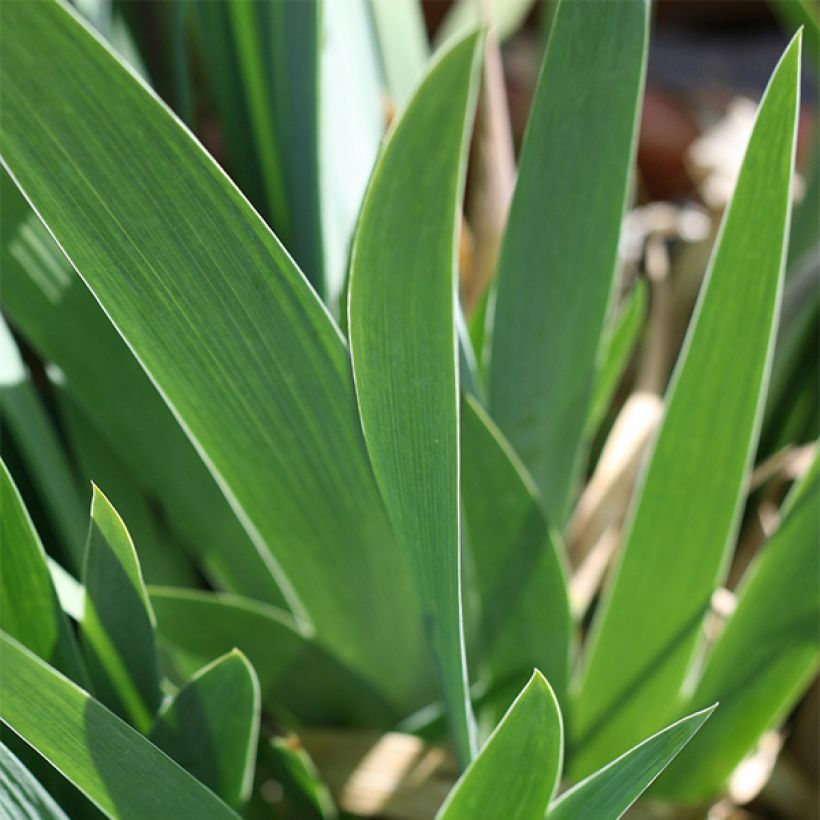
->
572;33;802;775
0;740;68;820
487;0;650;526
348;32;484;763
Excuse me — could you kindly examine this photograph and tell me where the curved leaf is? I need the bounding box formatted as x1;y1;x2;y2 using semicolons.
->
0;740;68;820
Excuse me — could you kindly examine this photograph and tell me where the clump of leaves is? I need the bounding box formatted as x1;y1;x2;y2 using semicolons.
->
0;1;816;818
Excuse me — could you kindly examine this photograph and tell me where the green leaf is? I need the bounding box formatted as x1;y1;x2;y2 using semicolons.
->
348;31;483;763
149;588;399;727
0;740;68;820
486;0;650;526
0;176;283;604
0;319;87;573
461;395;571;712
80;487;161;733
654;455;820;800
149;651;260;809
572;34;802;776
0;633;238;819
0;459;88;686
547;706;714;820
367;0;428;107
587;280;648;437
0;0;429;706
437;670;563;819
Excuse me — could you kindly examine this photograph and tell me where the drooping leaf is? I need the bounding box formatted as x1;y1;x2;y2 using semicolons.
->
0;176;283;604
0;740;69;820
0;459;88;686
486;0;650;526
348;31;484;763
572;34;802;775
548;706;714;820
149;651;260;809
80;487;161;733
461;395;571;713
149;588;399;727
655;455;820;800
0;0;430;707
0;633;238;819
437;671;562;819
0;319;86;572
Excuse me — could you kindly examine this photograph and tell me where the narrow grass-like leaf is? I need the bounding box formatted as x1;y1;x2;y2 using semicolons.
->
0;633;238;819
548;706;714;820
437;671;562;819
348;32;483;763
0;176;282;603
572;35;802;775
149;588;400;727
0;0;429;706
149;651;260;809
437;0;536;45
80;488;161;733
0;319;87;572
367;0;428;107
487;0;649;526
655;455;820;800
0;460;87;686
461;395;570;712
587;280;647;437
0;740;68;820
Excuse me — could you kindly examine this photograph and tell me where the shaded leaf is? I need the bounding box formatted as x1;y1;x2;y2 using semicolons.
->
0;740;68;820
149;651;260;809
0;633;237;819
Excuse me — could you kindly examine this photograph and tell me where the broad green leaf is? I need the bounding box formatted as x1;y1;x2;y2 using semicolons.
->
587;280;648;437
461;395;570;713
0;740;68;820
0;633;238;819
487;0;650;526
654;456;820;800
80;488;161;733
149;651;260;809
572;34;802;775
0;460;87;686
0;0;429;706
0;176;283;604
437;671;562;819
367;0;428;107
0;319;86;572
149;588;399;727
548;706;714;820
348;32;483;763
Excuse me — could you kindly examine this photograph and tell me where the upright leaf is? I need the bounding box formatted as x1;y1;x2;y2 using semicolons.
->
149;651;260;809
348;32;483;763
0;741;69;820
437;671;563;819
0;634;237;819
487;0;649;526
572;35;802;775
655;456;820;800
548;707;714;820
0;0;429;706
461;395;571;712
0;460;87;686
80;488;161;732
